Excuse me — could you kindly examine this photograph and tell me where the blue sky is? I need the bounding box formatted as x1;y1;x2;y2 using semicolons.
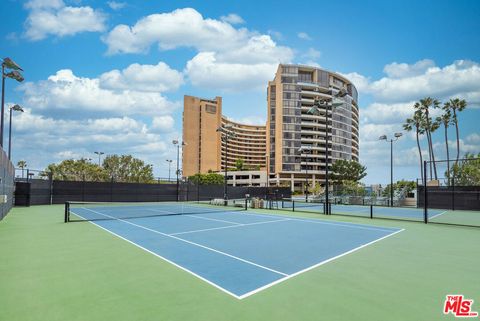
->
1;0;479;184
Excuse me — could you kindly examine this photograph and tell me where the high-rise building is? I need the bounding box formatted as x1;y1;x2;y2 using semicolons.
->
182;95;267;178
182;64;359;192
267;64;359;191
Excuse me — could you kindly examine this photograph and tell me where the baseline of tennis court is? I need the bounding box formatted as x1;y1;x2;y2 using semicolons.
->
281;201;446;221
70;203;403;299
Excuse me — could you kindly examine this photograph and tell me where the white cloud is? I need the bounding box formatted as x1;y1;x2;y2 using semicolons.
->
107;1;126;10
24;0;106;41
101;8;293;91
227;116;266;126
185;52;279;91
297;32;312;40
354;60;480;103
151;116;175;132
99;62;184;92
302;48;321;60
24;0;64;10
10;109;176;171
18;69;179;116
220;13;244;24
340;71;370;93
103;8;251;55
383;59;436;79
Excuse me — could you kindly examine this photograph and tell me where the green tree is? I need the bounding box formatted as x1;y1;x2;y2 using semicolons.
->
445;98;468;167
447;153;480;185
189;173;224;185
382;180;417;197
330;160;367;196
331;160;367;183
17;160;27;178
235;158;245;171
103;155;154;183
44;158;107;181
404;107;426;184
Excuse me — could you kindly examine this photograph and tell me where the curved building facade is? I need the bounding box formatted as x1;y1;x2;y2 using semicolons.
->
220;117;266;171
182;95;266;178
267;64;359;190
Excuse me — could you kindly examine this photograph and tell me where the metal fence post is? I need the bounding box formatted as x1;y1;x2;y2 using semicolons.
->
48;171;53;205
370;204;373;219
452;176;455;211
423;160;428;224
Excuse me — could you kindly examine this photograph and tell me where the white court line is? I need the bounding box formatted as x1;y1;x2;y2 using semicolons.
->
70;210;244;299
242;211;398;233
81;207;288;277
146;208;243;226
429;210;448;220
237;228;405;299
169;218;291;236
71;207;404;300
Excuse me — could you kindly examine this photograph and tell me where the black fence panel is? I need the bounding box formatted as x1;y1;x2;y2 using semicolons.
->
14;179;291;206
418;186;480;211
0;149;15;220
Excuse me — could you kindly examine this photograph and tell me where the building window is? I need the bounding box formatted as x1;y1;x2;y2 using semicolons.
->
205;104;216;114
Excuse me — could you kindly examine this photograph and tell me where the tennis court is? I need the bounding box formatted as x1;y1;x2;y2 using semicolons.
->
280;200;446;221
68;201;402;298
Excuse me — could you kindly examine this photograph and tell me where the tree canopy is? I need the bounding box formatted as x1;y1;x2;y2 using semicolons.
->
447;153;480;185
43;155;154;183
188;173;224;185
331;160;367;183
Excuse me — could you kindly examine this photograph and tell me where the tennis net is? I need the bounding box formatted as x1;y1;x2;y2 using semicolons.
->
280;199;326;213
64;198;247;222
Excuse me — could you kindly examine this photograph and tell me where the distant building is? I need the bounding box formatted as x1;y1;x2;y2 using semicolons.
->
182;63;360;191
182;95;267;179
267;64;359;191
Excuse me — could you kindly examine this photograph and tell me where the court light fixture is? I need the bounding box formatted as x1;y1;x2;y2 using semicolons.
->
2;57;25;148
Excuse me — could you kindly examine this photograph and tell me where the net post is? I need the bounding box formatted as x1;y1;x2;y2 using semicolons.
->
244;198;248;211
423;160;428;224
323;202;326;215
292;200;295;212
370;204;373;219
64;202;70;223
328;202;332;215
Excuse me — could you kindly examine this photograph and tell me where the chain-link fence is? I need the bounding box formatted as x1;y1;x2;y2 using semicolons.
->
0;149;15;220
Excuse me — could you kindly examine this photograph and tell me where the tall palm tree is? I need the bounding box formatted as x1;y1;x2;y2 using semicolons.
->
445;98;467;167
418;97;440;180
403;109;426;184
436;104;452;185
17;160;27;178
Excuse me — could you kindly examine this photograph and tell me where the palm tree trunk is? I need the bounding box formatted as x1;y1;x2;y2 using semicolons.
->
430;130;438;180
416;128;424;184
444;124;450;186
454;110;460;166
425;129;433;180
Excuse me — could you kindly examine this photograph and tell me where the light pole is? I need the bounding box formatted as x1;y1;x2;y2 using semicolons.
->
173;140;186;201
298;147;311;201
217;124;236;203
166;159;173;181
379;133;403;207
265;153;270;188
309;88;347;214
8;104;24;159
1;57;24;148
94;151;105;166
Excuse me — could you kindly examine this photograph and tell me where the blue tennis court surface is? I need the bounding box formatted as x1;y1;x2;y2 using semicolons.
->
284;201;446;220
71;203;403;299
